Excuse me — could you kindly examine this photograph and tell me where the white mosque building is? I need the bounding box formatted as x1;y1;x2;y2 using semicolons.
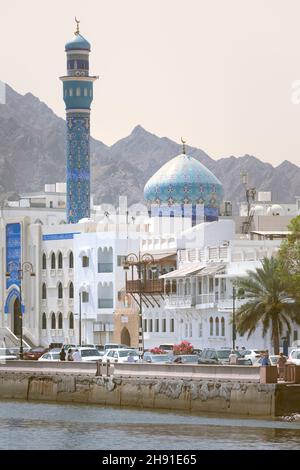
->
0;23;299;353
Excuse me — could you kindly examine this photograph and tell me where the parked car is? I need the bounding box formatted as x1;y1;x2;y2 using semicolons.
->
239;349;262;365
38;351;61;361
143;352;172;363
253;355;280;366
198;348;252;365
172;354;200;364
0;348;18;361
77;347;103;362
288;349;300;365
23;347;49;360
102;348;139;363
104;343;129;350
159;343;174;353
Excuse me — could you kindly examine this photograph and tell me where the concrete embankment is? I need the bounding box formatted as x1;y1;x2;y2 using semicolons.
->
0;362;299;417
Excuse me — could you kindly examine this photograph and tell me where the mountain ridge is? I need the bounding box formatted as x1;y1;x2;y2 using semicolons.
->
0;84;299;208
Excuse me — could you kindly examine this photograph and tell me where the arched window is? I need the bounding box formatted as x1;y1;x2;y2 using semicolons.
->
69;282;74;299
51;253;56;269
51;312;56;329
58;252;63;269
42;313;47;330
221;317;225;337
215;317;220;336
58;282;63;299
42;253;46;270
42;283;47;300
69;312;74;330
58;312;63;330
69;251;74;269
209;317;213;336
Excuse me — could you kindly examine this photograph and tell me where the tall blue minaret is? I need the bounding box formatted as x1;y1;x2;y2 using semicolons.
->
60;19;98;223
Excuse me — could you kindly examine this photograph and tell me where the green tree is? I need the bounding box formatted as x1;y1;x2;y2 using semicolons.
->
235;257;300;354
278;215;300;301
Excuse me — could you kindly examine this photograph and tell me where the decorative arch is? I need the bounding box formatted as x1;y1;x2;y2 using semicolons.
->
57;251;63;269
69;312;74;330
209;317;213;336
69;282;74;299
51;252;56;269
42;313;47;330
42;283;47;300
51;312;56;329
58;312;63;330
58;282;63;299
69;251;74;269
215;317;219;336
121;327;131;347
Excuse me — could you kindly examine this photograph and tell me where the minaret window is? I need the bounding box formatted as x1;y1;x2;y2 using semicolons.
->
58;252;63;269
76;87;81;96
51;253;56;269
69;312;74;330
69;89;73;97
69;251;74;268
42;253;46;270
84;88;88;96
42;283;47;300
42;313;47;330
69;282;74;299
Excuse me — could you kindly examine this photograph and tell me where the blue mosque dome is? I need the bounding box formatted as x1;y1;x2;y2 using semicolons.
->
144;147;224;221
65;33;91;51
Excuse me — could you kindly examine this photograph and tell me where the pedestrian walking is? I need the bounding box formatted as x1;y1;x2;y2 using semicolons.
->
72;348;82;361
59;347;66;361
277;352;287;380
261;351;270;366
229;350;238;365
67;348;74;361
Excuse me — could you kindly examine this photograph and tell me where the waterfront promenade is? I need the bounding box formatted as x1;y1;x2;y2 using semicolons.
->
0;361;300;417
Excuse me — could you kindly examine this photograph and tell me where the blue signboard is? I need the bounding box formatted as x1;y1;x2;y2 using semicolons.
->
5;223;21;314
42;232;80;241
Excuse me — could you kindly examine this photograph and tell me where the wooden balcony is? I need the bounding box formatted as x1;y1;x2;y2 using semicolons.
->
126;279;173;294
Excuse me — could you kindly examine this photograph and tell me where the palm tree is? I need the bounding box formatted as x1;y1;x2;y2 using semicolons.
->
235;257;300;354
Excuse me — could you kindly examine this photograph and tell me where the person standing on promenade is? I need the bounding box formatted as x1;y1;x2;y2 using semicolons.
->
67;348;74;361
59;347;66;361
277;352;287;379
229;350;238;365
261;351;270;366
72;348;82;361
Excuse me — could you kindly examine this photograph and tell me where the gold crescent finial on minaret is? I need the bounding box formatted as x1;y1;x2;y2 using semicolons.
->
75;17;80;35
181;137;187;154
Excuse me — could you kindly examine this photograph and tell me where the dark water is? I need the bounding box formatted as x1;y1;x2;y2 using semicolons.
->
0;400;300;450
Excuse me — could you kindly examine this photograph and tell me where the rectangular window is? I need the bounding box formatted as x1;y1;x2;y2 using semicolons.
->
198;322;202;337
170;318;174;333
143;319;147;332
69;88;73;97
162;319;166;333
82;292;89;303
84;88;88;96
209;277;214;293
149;319;153;333
185;323;188;338
294;330;298;342
155;319;159;333
117;255;127;267
82;256;89;267
76;87;81;96
189;323;193;337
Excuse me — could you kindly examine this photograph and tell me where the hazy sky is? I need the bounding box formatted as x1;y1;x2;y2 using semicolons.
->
1;0;300;166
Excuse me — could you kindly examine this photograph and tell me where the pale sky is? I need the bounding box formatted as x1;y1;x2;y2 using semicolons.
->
1;0;300;166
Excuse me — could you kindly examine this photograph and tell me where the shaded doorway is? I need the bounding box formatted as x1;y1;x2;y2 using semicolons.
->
121;327;131;347
13;298;22;337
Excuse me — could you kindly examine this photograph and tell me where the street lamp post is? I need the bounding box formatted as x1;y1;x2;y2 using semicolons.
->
123;252;157;360
232;285;236;350
79;291;82;346
6;261;35;359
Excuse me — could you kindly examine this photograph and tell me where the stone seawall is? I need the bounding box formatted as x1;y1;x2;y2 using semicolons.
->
0;369;280;416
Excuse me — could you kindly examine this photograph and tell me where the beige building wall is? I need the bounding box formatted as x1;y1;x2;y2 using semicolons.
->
114;308;139;348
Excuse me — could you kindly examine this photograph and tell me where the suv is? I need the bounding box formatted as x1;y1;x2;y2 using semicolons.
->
198;348;252;365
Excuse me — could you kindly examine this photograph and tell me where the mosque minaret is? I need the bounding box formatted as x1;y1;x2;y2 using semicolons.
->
60;19;98;223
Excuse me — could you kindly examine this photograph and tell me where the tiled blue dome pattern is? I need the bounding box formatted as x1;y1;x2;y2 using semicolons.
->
65;34;91;51
144;153;224;209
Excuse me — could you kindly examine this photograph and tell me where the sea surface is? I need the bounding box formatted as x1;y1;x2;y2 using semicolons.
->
0;400;300;450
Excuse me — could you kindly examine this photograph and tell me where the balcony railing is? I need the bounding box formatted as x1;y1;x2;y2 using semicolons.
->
196;293;216;305
98;263;113;273
98;298;114;308
165;295;193;308
126;279;166;294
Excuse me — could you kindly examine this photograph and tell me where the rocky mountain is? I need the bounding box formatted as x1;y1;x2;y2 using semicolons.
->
0;84;300;210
